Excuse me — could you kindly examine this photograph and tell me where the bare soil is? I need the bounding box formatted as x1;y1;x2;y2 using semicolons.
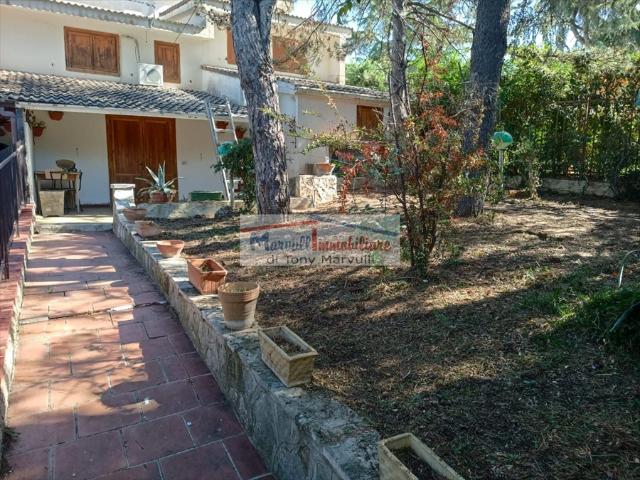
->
393;448;446;480
152;194;640;480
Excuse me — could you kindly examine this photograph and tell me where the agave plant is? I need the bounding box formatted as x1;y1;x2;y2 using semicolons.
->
137;163;180;198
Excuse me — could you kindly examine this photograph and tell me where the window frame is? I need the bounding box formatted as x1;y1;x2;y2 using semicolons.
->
64;26;120;76
356;105;384;131
154;40;181;84
272;36;306;75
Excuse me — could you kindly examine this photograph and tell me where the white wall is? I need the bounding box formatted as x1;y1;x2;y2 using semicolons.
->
30;110;230;204
176;118;232;200
31;111;110;205
0;5;214;90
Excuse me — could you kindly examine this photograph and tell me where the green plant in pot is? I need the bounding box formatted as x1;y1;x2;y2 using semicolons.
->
213;138;256;213
137;163;180;203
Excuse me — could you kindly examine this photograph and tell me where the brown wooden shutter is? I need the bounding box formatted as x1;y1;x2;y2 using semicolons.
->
65;28;94;72
357;105;384;131
154;41;181;83
64;27;119;75
226;30;236;65
92;32;119;75
272;36;305;74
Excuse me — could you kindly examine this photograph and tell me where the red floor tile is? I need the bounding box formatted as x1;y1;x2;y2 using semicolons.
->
160;443;239;480
92;463;162;480
9;408;75;453
139;380;199;420
183;404;243;445
224;435;268;480
122;415;193;466
4;447;50;480
179;353;210;377
168;333;195;354
190;375;224;405
54;430;127;480
76;393;141;437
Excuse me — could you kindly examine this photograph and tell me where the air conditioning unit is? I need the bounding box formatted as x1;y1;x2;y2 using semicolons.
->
138;63;163;87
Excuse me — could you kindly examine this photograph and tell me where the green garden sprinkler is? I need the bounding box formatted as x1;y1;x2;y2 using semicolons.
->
492;130;513;191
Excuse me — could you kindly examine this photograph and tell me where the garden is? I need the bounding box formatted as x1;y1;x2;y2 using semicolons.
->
130;190;640;480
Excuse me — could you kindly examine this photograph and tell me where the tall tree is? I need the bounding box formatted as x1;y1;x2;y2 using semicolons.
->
464;0;510;153
231;0;290;214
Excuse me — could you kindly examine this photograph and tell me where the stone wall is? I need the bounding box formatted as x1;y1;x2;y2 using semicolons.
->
540;178;615;198
291;175;338;205
0;205;35;456
112;212;379;480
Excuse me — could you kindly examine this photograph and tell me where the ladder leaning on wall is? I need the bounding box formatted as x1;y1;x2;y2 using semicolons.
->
205;98;239;208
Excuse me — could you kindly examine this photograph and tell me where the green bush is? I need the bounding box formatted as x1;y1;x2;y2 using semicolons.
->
212;138;256;213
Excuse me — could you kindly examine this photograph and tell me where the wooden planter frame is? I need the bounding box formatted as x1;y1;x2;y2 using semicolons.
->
378;433;465;480
258;326;318;387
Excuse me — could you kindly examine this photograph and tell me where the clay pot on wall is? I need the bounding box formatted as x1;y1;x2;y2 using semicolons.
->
217;281;260;331
156;240;185;258
122;207;147;222
235;127;246;139
32;126;45;137
135;220;162;238
149;191;174;203
215;121;228;130
187;258;227;294
48;111;64;121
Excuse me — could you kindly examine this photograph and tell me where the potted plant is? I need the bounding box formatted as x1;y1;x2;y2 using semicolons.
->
134;220;162;238
48;111;64;121
215;120;228;130
26;110;45;137
378;433;464;480
258;326;318;387
122;207;147;222
312;163;335;176
156;240;185;258
137;164;180;203
187;258;227;294
218;281;260;331
235;126;246;139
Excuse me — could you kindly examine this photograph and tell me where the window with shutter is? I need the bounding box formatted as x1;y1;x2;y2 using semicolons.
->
356;105;384;131
154;41;181;83
64;27;119;75
226;30;236;65
272;36;306;75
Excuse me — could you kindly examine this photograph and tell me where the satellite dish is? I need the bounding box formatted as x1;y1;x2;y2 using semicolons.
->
492;131;513;151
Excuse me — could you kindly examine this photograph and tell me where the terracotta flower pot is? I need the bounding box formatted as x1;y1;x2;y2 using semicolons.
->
48;111;64;121
218;281;260;331
33;126;44;137
156;240;185;258
122;207;147;222
215;120;228;129
187;259;227;294
135;220;162;238
313;163;335;176
149;191;174;204
235;127;246;139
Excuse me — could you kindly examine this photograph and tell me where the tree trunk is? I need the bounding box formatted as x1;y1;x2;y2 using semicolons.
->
464;0;510;153
231;0;290;214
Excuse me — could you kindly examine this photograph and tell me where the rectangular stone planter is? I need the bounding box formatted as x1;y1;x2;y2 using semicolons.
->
187;258;227;294
379;433;464;480
39;190;65;217
258;326;318;387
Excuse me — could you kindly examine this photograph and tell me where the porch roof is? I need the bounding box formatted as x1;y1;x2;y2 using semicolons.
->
0;70;247;118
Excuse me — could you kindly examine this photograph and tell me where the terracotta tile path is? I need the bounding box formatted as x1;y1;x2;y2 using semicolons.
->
4;232;273;480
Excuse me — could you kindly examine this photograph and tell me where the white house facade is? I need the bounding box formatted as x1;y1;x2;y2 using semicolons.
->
0;0;388;205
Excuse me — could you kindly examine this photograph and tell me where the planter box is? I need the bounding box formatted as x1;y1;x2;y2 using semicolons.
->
259;326;318;387
379;433;464;480
122;207;147;222
39;190;65;217
190;191;224;201
187;258;227;294
135;220;162;238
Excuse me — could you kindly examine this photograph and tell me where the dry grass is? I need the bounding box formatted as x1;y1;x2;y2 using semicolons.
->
152;194;640;480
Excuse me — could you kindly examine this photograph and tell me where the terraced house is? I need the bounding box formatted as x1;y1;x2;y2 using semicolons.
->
0;0;387;206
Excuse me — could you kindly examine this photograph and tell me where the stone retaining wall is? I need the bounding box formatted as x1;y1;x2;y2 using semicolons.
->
540;178;615;198
113;212;379;480
0;205;35;454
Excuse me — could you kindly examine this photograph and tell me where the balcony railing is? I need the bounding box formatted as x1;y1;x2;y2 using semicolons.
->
0;141;29;279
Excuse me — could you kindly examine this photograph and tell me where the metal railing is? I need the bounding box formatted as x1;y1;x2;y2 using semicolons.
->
0;141;29;279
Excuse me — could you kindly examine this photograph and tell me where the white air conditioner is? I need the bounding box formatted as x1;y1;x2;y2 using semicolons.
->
138;63;163;87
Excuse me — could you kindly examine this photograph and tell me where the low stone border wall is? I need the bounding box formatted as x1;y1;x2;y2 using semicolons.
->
540;178;615;198
113;212;379;480
0;205;35;450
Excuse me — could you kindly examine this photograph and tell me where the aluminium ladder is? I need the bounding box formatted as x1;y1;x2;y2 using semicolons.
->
205;98;239;207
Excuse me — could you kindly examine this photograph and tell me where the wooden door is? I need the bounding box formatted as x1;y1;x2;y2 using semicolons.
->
106;115;177;197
